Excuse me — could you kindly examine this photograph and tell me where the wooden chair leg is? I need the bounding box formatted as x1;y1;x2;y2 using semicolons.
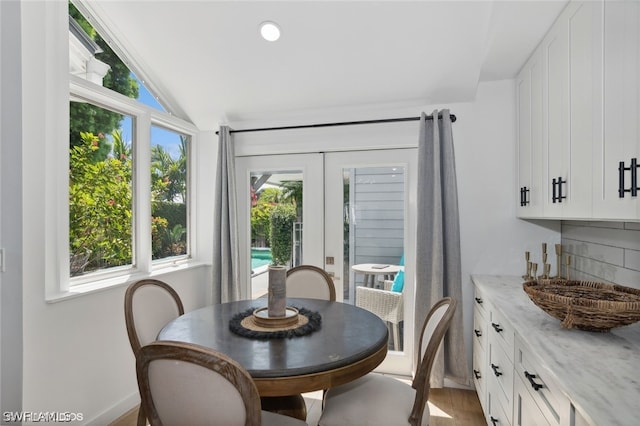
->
136;405;147;426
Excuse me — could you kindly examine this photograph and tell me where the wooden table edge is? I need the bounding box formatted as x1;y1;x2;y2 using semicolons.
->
254;342;388;396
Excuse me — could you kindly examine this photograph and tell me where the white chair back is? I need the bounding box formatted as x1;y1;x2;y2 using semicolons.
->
286;265;336;301
125;279;185;354
137;341;262;426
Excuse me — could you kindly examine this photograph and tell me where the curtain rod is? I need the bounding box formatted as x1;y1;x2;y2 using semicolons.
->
216;113;456;135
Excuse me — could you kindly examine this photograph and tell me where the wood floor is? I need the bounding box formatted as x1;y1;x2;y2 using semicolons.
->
110;386;485;426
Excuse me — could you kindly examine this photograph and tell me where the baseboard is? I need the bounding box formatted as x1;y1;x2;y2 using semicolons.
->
84;392;139;426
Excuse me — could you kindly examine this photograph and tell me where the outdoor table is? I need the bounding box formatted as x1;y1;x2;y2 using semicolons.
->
351;263;402;288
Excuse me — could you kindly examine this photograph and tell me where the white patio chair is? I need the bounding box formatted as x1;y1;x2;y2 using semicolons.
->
356;279;404;350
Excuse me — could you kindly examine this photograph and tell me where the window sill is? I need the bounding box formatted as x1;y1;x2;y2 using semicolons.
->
45;260;210;303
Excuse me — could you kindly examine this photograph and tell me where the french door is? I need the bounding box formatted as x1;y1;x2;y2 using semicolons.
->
235;149;417;374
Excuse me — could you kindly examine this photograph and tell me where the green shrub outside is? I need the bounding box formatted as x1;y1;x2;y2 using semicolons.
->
269;203;296;266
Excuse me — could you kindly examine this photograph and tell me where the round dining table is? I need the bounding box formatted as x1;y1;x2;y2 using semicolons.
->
157;297;389;420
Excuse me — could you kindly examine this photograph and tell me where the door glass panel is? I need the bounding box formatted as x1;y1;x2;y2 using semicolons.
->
344;166;405;351
344;166;405;300
249;171;303;299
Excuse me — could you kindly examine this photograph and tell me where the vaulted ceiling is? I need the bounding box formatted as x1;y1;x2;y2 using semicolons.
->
77;1;568;129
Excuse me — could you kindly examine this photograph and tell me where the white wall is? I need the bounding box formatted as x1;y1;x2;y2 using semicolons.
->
16;2;216;424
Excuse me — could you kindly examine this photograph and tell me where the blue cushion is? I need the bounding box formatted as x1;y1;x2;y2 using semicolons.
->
390;270;404;292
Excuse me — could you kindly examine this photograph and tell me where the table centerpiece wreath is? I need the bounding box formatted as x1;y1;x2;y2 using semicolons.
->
229;306;322;339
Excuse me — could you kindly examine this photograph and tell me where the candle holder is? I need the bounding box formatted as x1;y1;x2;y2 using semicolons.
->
522;252;531;280
553;244;563;279
530;262;538;280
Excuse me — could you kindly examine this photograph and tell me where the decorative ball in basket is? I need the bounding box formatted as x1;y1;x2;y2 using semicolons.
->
523;279;640;332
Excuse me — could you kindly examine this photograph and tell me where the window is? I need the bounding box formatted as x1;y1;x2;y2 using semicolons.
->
68;6;197;286
151;126;189;261
69;102;134;276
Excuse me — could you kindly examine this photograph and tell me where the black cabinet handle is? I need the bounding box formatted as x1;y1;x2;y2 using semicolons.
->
473;369;481;379
490;416;499;425
519;187;523;206
552;177;567;203
619;161;627;198
474;329;482;337
524;371;543;391
491;363;502;377
634;158;639;197
519;186;530;206
475;297;483;305
491;322;503;333
619;158;639;198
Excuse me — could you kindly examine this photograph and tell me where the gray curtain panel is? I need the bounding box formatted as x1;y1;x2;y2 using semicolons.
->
212;126;240;303
415;110;469;387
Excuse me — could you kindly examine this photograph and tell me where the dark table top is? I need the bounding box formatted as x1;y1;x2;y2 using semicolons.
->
157;298;389;379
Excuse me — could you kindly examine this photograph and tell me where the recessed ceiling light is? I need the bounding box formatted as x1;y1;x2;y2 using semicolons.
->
260;21;281;42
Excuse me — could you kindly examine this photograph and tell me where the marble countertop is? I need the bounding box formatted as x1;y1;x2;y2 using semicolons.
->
471;275;640;426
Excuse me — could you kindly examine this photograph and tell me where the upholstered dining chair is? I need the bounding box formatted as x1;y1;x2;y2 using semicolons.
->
136;340;308;426
286;265;336;301
124;279;185;426
318;297;457;426
355;279;404;350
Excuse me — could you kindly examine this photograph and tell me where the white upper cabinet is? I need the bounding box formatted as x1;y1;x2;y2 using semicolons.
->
542;1;602;219
517;47;544;218
594;0;640;219
516;0;640;221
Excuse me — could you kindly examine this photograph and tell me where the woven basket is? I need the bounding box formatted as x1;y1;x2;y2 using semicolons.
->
523;279;640;332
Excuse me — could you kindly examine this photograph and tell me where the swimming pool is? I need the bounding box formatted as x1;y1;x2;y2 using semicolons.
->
251;248;272;270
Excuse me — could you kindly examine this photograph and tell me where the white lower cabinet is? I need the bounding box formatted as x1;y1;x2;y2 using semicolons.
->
473;285;590;426
472;275;640;426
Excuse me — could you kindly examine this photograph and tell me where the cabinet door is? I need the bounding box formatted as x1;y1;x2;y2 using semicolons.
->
543;1;602;218
517;47;544;218
594;0;640;219
543;4;569;218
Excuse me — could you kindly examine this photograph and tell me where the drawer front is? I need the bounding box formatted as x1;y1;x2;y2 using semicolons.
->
474;285;488;318
488;380;513;426
489;339;514;409
489;307;515;358
473;305;488;351
514;373;551;426
515;336;568;425
473;339;487;412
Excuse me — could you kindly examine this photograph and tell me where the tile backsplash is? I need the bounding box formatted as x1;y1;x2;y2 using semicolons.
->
561;221;640;289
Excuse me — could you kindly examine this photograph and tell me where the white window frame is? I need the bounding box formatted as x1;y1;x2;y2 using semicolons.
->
47;75;200;300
